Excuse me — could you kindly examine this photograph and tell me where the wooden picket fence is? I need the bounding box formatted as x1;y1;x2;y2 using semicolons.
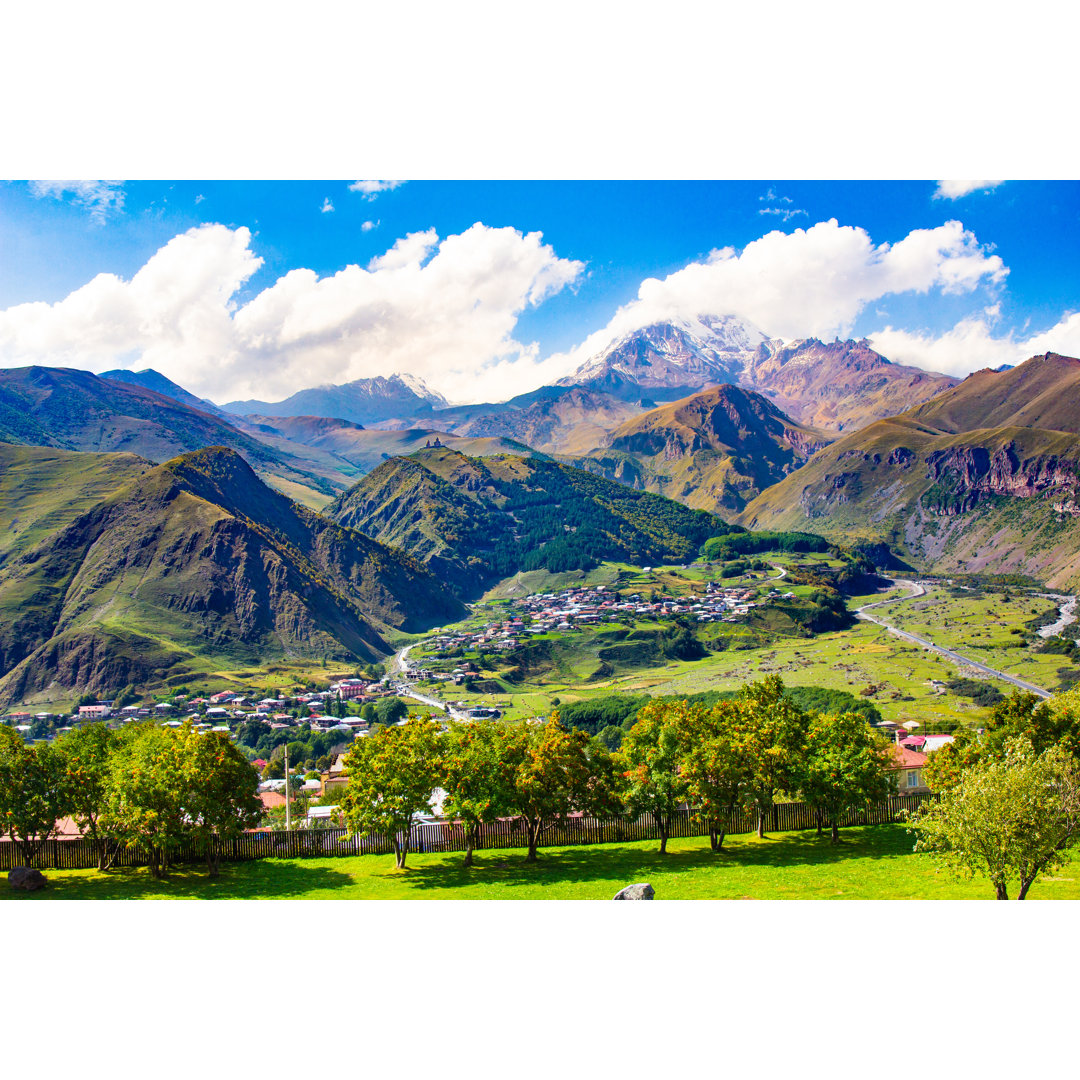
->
0;792;935;871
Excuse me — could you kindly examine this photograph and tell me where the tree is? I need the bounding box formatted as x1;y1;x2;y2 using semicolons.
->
341;718;443;869
618;700;691;854
731;677;810;838
441;721;513;867
908;738;1080;899
55;723;119;870
0;726;68;866
501;715;615;862
182;728;262;877
360;702;377;722
679;700;747;852
375;696;408;726
103;723;191;879
797;711;894;843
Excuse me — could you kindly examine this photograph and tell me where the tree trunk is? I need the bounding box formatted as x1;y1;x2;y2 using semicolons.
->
655;812;669;854
1017;875;1036;900
815;808;824;837
995;880;1009;900
830;817;840;845
463;824;476;868
709;822;727;852
756;807;768;839
525;818;540;862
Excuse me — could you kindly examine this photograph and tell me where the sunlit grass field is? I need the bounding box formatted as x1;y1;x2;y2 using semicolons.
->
8;825;1080;901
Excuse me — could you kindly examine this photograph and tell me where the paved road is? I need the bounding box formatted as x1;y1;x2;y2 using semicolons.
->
855;578;1052;699
390;643;471;719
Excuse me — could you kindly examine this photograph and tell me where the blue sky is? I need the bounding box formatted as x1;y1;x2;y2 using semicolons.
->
0;179;1077;404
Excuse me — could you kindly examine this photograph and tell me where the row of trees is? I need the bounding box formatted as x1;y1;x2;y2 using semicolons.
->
340;676;897;869
0;721;260;877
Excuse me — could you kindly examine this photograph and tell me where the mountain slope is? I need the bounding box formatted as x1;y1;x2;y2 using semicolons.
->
569;385;831;517
450;387;648;454
222;373;449;426
0;365;353;508
559;319;956;432
559;316;768;401
100;367;225;416
0;444;151;563
741;338;959;432
739;353;1080;588
0;447;463;704
327;448;736;598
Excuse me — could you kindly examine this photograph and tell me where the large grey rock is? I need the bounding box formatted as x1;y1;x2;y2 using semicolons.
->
8;866;47;892
613;882;654;900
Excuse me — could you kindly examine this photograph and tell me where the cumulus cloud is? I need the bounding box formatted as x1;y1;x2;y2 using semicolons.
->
933;180;1004;200
868;310;1080;376
321;197;335;213
0;221;584;405
361;219;379;232
348;180;405;200
545;218;1008;377
28;180;125;222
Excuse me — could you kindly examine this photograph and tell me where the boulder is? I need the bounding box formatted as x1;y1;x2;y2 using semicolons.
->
613;882;654;900
8;866;47;892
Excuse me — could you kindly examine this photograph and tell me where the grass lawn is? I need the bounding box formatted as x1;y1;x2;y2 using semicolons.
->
8;825;1080;901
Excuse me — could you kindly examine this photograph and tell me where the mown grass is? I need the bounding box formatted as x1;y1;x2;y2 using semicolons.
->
8;825;1080;901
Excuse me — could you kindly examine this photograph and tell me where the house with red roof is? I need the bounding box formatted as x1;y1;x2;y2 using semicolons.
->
889;745;930;794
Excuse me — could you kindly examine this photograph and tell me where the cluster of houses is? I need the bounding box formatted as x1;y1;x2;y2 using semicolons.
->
420;583;776;660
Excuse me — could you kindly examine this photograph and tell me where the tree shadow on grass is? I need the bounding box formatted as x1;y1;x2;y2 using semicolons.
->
396;825;915;895
3;860;357;901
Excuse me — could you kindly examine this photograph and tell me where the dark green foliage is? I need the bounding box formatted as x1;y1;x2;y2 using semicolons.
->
659;620;708;661
595;725;625;751
557;694;650;735
945;677;1006;708
375;696;408;725
235;718;353;763
702;530;831;561
783;686;882;724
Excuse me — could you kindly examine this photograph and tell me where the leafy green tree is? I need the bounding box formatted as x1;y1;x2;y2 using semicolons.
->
908;738;1080;899
360;702;377;721
341;718;443;869
182;728;262;877
618;700;691;854
595;724;624;752
732;676;810;838
375;696;409;725
112;684;138;710
679;700;748;852
797;711;894;843
0;726;68;866
442;721;514;867
55;723;119;869
501;715;616;862
103;723;191;879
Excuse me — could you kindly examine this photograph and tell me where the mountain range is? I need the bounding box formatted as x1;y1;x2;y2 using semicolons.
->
740;352;1080;588
0;445;463;704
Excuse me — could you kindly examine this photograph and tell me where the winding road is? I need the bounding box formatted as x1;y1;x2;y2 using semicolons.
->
855;578;1053;699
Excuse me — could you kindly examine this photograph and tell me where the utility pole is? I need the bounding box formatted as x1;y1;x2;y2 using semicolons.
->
285;742;291;831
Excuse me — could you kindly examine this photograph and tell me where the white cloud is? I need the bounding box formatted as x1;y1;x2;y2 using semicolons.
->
758;187;806;221
321;197;335;213
361;219;379;232
27;180;125;222
546;218;1008;375
0;221;584;405
348;180;405;200
933;180;1004;200
195;193;205;205
868;311;1080;377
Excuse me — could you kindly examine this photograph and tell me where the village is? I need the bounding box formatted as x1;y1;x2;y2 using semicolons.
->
415;580;776;664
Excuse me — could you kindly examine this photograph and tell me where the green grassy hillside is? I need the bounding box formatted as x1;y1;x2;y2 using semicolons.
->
569;385;831;517
0;446;463;704
327;448;736;598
